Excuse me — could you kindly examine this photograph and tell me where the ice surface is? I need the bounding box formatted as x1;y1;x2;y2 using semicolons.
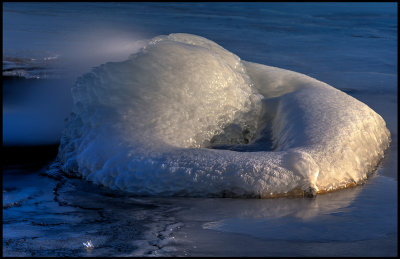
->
3;166;397;256
56;33;390;197
3;2;397;257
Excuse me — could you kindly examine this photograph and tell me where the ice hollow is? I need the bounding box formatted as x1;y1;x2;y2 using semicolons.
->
56;33;391;197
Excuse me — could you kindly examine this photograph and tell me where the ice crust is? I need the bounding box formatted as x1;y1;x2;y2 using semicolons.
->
57;33;391;197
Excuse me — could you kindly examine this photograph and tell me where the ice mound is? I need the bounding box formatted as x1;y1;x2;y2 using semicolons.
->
56;33;391;197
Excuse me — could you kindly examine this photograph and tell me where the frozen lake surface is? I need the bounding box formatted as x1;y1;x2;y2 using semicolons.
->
3;2;397;256
3;163;397;256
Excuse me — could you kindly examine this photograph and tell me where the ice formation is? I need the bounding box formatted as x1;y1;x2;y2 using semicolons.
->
56;33;391;197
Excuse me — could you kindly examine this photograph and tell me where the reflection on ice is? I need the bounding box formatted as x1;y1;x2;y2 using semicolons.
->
169;174;396;248
172;181;362;222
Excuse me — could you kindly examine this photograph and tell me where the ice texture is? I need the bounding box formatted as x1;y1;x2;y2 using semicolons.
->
57;33;391;197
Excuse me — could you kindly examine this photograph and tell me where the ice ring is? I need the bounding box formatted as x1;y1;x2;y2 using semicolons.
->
56;33;390;198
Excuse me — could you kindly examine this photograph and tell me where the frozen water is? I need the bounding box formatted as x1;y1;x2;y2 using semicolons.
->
3;2;397;257
3;167;397;257
57;33;390;197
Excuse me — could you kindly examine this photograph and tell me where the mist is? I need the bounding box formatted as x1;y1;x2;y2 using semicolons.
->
3;26;148;146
